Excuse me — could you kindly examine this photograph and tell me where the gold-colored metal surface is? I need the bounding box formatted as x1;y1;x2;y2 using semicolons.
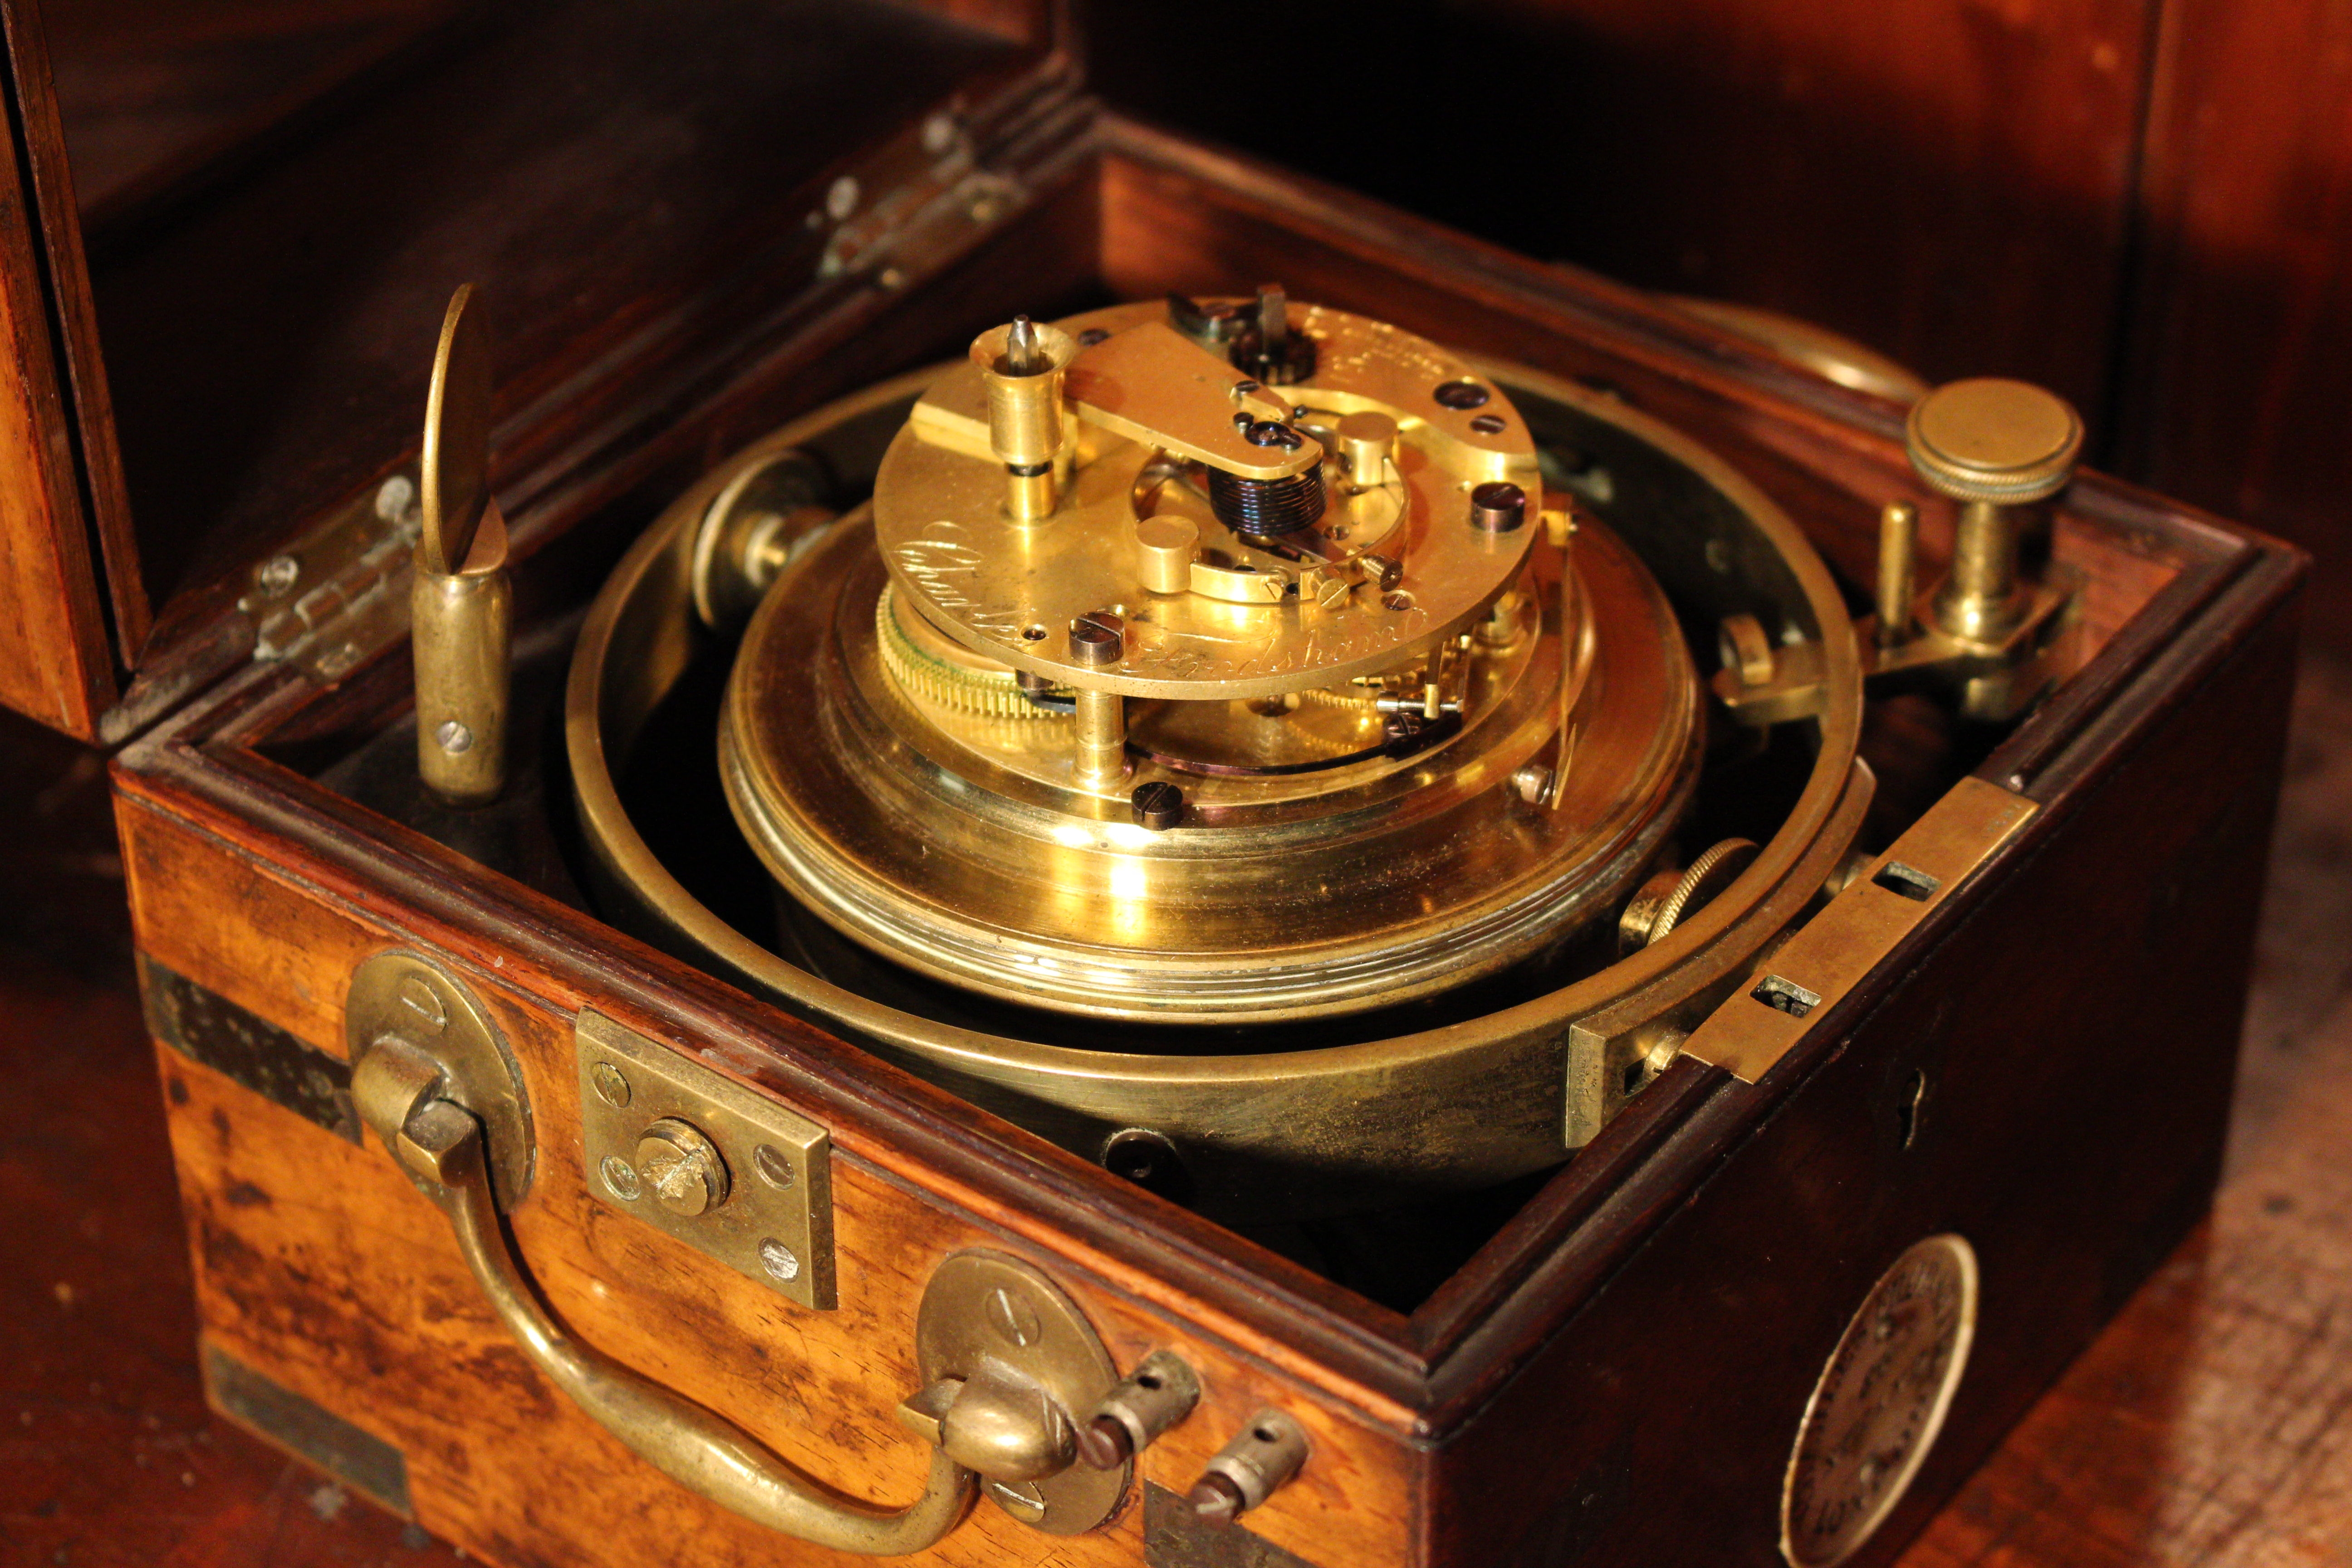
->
879;304;1539;702
349;1023;975;1557
1874;501;1918;648
419;284;493;577
723;509;1694;1024
566;325;1872;1219
1618;838;1760;954
413;284;511;807
576;1009;837;1311
412;522;512;807
1677;777;2038;1083
915;1250;1125;1535
1715;376;2086;729
1905;378;2083;505
343;951;533;1210
1781;1234;1980;1568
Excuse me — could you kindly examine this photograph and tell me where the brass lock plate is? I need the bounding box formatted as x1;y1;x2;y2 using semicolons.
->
347;951;534;1210
575;1010;837;1310
915;1250;1125;1536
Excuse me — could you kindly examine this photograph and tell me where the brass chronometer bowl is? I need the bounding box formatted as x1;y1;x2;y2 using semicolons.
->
568;301;1866;1220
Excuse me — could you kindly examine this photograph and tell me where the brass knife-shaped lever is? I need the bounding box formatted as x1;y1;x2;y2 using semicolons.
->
414;284;512;806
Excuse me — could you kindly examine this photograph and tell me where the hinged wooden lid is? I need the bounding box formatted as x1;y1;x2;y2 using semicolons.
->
0;0;1072;741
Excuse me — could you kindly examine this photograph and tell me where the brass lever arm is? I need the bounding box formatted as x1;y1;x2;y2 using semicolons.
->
353;1040;976;1558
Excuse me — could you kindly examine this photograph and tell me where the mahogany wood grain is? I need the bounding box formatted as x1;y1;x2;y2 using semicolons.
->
2112;0;2352;659
0;0;113;738
1897;654;2352;1568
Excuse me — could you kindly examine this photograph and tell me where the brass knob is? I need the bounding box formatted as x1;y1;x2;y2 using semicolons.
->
1904;378;2082;505
635;1118;729;1217
1906;378;2082;644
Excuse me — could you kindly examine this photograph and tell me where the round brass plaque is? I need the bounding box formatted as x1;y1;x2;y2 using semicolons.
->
1781;1233;1979;1567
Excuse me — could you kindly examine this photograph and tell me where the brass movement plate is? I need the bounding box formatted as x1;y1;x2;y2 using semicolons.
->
1782;1234;1980;1567
1679;777;2038;1083
575;1010;837;1311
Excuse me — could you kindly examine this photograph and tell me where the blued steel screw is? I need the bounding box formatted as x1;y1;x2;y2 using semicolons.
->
1433;379;1490;409
1470;481;1529;533
1130;781;1184;830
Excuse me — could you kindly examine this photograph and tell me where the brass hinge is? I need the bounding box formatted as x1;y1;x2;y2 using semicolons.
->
815;110;1024;287
239;475;422;681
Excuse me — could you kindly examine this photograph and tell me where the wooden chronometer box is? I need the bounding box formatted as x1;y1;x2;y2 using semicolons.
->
0;2;2303;1564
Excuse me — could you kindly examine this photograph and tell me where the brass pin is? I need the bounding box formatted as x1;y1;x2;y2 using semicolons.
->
413;284;511;807
1875;500;1918;648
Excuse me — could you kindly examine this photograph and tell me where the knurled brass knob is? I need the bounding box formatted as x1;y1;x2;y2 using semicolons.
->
635;1118;730;1217
1904;378;2083;505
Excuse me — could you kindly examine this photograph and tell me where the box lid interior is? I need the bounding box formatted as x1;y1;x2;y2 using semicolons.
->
0;0;1067;740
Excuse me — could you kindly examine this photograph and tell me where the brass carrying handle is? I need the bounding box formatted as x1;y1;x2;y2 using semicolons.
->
352;1037;976;1557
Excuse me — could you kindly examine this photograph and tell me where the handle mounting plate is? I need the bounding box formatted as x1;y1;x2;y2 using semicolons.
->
576;1009;838;1311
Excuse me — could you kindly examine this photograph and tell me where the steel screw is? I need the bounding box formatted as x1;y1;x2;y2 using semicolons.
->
1069;611;1126;666
435;720;474;754
374;473;416;522
600;1155;642;1201
590;1062;631;1108
758;1238;800;1282
1130;780;1184;830
752;1143;795;1189
256;555;300;596
1469;481;1528;533
1433;379;1490;409
1512;763;1555;804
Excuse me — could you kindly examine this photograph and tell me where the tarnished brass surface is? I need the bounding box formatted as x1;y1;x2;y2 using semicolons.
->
566;326;1869;1218
413;284;512;807
349;989;977;1557
576;1009;837;1311
1716;377;2086;728
914;1250;1124;1534
343;950;532;1210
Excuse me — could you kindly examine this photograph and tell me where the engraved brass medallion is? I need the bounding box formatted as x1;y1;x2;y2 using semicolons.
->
1781;1233;1980;1567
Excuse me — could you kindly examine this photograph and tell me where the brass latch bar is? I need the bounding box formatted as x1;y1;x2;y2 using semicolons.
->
1679;777;2038;1083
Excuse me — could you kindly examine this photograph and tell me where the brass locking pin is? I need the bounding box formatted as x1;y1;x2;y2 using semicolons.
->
1188;1408;1309;1527
1077;1349;1200;1469
414;284;511;807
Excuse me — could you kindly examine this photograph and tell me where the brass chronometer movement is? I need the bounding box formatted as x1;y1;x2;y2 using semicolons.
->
559;288;2084;1222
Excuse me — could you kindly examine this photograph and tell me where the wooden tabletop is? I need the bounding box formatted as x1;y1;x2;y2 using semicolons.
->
4;654;2347;1567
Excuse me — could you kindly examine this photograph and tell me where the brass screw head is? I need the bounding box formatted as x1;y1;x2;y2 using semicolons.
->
634;1118;730;1217
1905;378;2083;505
